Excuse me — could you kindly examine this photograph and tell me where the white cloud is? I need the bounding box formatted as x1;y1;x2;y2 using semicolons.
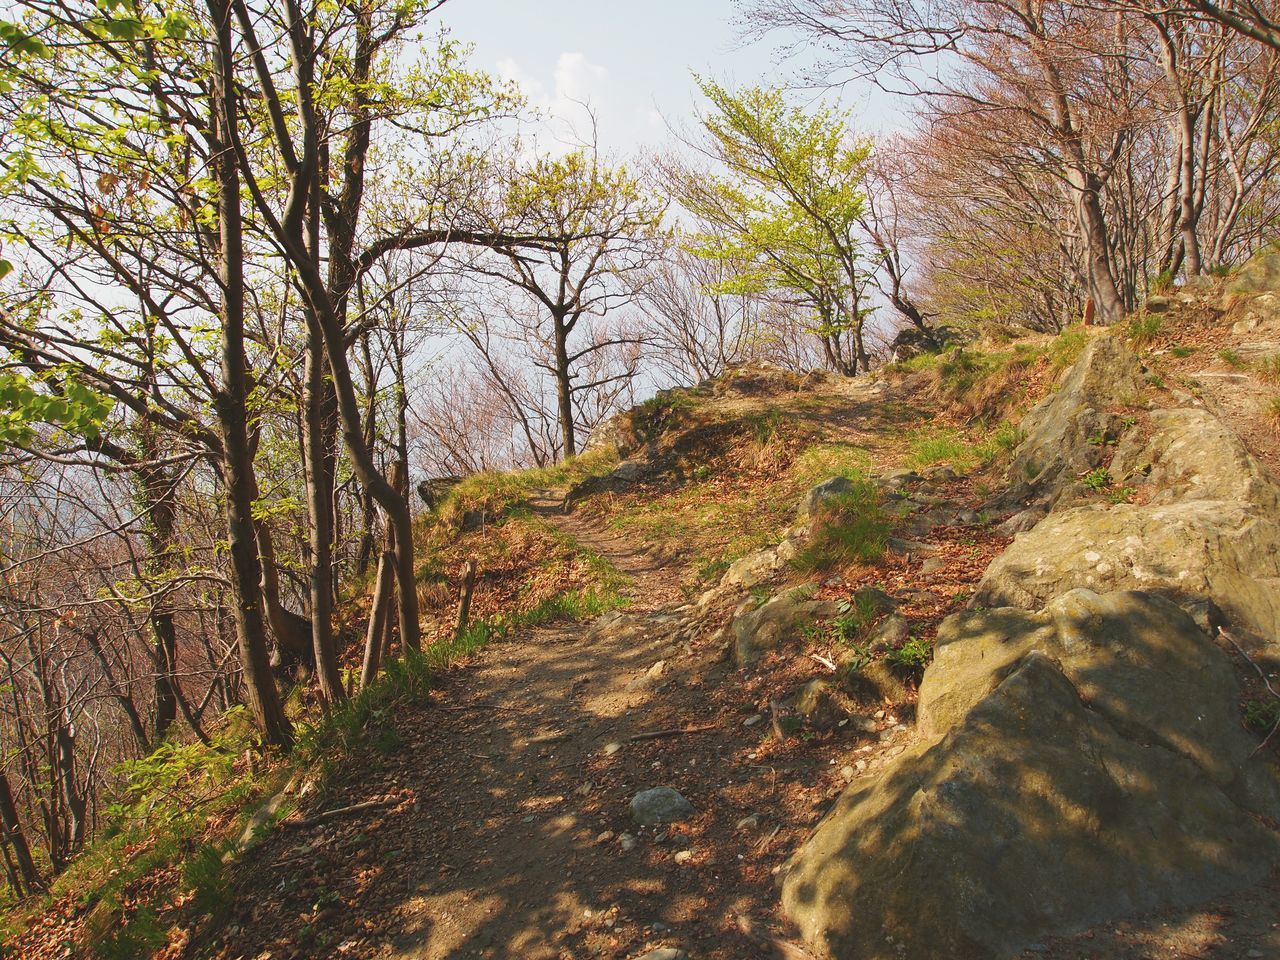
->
553;52;607;104
495;51;611;152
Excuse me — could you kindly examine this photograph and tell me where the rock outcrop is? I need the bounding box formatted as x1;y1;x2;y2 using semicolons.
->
724;586;840;666
781;590;1280;960
998;333;1145;509
979;406;1280;641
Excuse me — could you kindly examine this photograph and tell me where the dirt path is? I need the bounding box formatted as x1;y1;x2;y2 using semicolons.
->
202;495;881;960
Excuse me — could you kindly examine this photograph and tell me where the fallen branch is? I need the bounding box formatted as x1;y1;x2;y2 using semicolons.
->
807;652;837;672
282;797;399;830
1221;629;1280;756
626;722;718;742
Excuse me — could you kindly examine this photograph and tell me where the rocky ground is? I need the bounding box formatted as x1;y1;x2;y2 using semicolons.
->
13;265;1280;960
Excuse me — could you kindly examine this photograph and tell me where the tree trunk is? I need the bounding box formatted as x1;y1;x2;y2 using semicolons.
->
0;769;40;895
553;316;576;458
303;320;343;704
1069;167;1127;324
210;0;293;749
360;541;395;691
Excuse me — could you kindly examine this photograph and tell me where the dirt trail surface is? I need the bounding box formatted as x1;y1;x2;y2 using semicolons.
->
200;495;909;960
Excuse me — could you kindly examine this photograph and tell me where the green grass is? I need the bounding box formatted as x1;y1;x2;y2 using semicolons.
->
793;481;892;572
1219;348;1247;368
884;635;933;675
1168;345;1197;358
792;442;872;487
439;447;619;520
1266;396;1280;426
974;421;1024;465
1243;698;1280;736
1082;468;1112;491
1128;313;1163;347
1047;327;1088;373
907;429;970;469
1257;354;1280;384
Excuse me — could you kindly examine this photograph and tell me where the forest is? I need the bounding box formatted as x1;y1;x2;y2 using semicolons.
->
2;0;1280;957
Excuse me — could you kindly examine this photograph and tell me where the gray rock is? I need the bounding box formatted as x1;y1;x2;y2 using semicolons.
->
726;586;840;666
920;557;946;576
798;476;856;521
1145;295;1172;313
630;787;694;825
632;949;688;960
865;613;911;652
1000;334;1145;508
791;679;849;731
841;659;913;708
979;408;1280;641
720;545;785;590
782;589;1280;960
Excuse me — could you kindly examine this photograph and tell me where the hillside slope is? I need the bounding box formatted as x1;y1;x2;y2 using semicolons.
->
6;261;1280;960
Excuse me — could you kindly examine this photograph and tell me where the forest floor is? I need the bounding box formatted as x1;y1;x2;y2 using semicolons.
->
197;493;871;960
10;309;1280;960
195;494;1280;960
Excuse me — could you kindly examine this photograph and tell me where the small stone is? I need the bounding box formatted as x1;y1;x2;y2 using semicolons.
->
1247;952;1264;959
630;786;694;825
619;833;637;851
743;714;764;727
633;949;688;960
840;765;855;780
602;742;622;756
735;814;761;832
673;849;694;864
855;759;868;771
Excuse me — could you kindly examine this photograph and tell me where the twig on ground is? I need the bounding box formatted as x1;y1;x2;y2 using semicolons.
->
626;722;718;742
807;652;837;672
1221;628;1280;755
282;797;399;830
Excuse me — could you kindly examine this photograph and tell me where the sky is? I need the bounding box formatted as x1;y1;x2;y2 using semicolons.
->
437;0;901;157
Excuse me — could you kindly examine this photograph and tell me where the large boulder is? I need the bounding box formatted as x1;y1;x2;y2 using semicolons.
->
781;590;1280;960
999;334;1145;508
978;408;1280;641
726;587;840;666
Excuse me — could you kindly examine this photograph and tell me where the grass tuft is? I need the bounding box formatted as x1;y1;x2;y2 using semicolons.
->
792;481;892;572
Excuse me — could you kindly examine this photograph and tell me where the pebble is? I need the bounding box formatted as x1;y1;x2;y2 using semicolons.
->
633;949;688;960
855;759;868;771
619;833;637;851
1248;952;1264;959
673;849;694;864
743;714;764;727
840;765;855;780
735;814;761;832
603;742;622;756
596;831;615;844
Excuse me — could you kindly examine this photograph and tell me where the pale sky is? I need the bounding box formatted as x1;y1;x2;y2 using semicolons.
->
438;0;900;157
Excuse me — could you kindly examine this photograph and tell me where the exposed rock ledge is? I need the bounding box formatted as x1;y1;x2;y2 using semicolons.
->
781;590;1280;960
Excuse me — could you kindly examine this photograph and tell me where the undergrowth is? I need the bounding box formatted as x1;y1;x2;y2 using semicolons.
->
793;480;892;571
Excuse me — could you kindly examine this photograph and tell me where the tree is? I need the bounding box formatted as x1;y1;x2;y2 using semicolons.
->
465;148;664;457
671;80;876;373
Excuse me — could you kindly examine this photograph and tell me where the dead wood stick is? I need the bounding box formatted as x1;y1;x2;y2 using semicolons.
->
1222;628;1280;755
626;722;718;742
454;558;478;640
282;797;398;830
769;699;788;743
